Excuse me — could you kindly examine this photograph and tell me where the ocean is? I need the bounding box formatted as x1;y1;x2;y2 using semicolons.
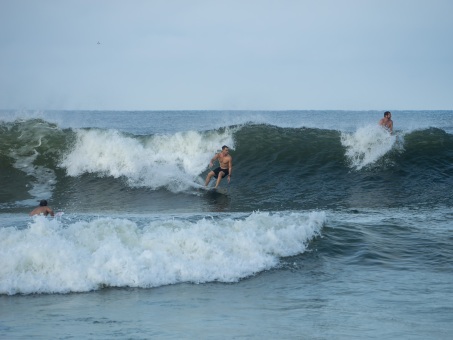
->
1;110;452;339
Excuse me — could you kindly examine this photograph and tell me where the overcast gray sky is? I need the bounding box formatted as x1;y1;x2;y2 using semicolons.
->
1;0;452;110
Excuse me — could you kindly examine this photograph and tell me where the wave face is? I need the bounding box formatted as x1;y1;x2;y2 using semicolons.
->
1;118;452;212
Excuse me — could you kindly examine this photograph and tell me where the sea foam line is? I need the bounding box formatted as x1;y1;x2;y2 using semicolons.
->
0;211;326;295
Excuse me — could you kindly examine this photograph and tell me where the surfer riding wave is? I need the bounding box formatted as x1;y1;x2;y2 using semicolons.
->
204;145;232;189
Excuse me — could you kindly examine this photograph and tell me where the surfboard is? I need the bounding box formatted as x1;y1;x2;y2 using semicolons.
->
201;187;229;195
212;187;229;195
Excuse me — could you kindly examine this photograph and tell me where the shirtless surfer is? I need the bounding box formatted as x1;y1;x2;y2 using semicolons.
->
205;145;232;189
379;111;393;133
29;200;55;217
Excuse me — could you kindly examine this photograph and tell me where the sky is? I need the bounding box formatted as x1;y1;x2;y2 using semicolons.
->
1;0;452;111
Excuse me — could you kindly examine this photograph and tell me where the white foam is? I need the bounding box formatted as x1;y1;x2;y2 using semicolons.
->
0;211;326;295
9;131;56;206
340;125;401;170
60;128;235;191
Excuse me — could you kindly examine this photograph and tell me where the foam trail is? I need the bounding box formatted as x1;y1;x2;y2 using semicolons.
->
9;122;57;204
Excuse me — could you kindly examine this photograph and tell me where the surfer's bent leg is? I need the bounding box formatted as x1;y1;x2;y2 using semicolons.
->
205;170;215;186
215;171;225;189
207;167;220;187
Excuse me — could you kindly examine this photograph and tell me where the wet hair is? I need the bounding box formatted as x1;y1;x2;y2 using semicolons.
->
39;200;48;207
222;145;229;150
384;111;391;117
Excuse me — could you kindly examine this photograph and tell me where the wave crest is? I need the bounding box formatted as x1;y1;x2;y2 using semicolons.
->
340;125;401;170
60;128;235;191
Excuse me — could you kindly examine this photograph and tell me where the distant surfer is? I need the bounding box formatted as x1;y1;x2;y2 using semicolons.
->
379;111;393;133
29;200;54;217
205;145;233;189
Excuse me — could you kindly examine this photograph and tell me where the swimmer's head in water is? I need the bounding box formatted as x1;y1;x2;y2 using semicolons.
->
39;200;48;206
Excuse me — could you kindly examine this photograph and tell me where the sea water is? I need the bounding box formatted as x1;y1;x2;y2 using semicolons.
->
1;110;452;339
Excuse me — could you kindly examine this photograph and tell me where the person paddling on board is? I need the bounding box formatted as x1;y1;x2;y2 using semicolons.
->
205;145;232;189
379;111;393;133
29;199;55;217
